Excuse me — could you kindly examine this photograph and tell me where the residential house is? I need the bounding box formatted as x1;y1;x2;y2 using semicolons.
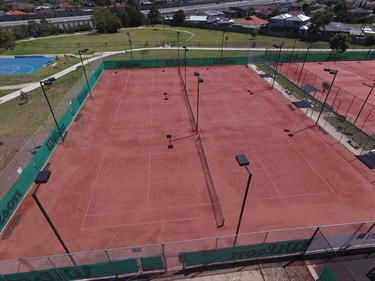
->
267;13;292;31
186;15;208;24
366;1;375;9
310;7;327;16
4;9;27;16
347;7;373;20
233;15;268;28
254;5;272;18
285;14;310;32
320;21;351;35
288;2;304;13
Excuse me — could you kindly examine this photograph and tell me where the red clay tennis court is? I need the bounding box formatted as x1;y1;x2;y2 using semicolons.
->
1;65;375;261
277;60;375;133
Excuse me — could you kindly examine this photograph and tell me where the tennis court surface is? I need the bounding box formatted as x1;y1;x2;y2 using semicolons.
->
276;60;375;133
1;65;375;260
0;56;55;74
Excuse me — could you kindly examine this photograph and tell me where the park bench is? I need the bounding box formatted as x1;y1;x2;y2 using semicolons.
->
348;137;361;149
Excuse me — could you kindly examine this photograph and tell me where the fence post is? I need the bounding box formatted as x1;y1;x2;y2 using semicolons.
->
257;231;269;263
161;242;168;272
319;231;356;280
212;237;219;266
47;256;66;281
104;249;117;278
0;273;9;281
300;227;320;257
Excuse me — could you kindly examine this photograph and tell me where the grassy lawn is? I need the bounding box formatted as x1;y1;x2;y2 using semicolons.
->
0;69;83;170
4;26;335;56
326;115;375;150
0;70;82;136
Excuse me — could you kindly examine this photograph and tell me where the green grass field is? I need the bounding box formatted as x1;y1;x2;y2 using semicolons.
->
5;26;332;55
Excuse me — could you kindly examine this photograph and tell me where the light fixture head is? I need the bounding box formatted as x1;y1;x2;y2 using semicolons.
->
198;77;204;83
42;80;53;86
34;170;52;184
236;154;249;167
194;71;200;77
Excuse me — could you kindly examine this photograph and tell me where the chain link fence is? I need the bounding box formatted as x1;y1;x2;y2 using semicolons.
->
0;221;374;281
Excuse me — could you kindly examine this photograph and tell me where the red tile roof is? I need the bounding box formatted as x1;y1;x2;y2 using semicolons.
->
5;9;27;15
237;15;268;26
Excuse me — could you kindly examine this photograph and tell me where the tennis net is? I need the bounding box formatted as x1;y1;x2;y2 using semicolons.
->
177;66;197;133
195;137;225;228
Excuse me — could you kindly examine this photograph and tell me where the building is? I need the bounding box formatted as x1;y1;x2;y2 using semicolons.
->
347;7;373;20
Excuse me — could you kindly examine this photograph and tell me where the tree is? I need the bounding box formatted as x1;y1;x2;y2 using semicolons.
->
333;0;353;22
28;20;41;37
364;34;375;46
147;5;163;24
92;6;121;33
269;5;281;18
250;29;258;40
0;27;16;52
10;25;29;40
308;10;334;34
173;10;185;24
329;33;351;53
246;7;255;16
125;6;144;27
19;91;29;104
302;3;311;16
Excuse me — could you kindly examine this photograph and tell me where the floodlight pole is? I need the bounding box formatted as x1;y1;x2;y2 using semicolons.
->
194;72;204;134
126;32;134;65
315;68;338;126
296;45;313;86
220;30;226;65
354;82;375;125
272;44;283;89
177;31;180;63
32;172;76;266
79;48;92;98
40;80;64;143
234;154;252;247
183;46;189;93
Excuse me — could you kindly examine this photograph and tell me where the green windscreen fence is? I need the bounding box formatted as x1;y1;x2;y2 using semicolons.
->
3;259;139;281
262;50;375;64
184;239;310;267
103;57;248;69
140;256;165;271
